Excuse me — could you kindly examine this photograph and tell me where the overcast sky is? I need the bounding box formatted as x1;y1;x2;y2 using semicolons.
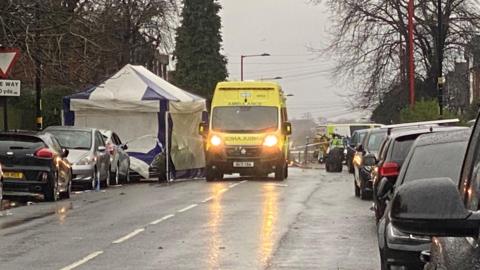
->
218;0;369;121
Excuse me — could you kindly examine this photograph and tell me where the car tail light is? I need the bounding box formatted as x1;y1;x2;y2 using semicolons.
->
35;148;53;159
379;162;399;177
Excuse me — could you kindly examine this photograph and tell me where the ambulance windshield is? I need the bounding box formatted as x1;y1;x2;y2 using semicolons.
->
212;106;278;133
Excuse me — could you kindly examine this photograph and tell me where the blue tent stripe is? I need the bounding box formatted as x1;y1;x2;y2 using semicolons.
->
131;68;179;101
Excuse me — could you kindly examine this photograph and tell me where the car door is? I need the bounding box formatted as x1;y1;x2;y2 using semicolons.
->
94;131;109;179
113;133;127;175
43;135;69;188
429;119;480;270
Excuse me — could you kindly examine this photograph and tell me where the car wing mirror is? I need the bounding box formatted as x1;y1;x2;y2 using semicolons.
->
62;148;69;158
97;146;106;152
390;177;480;237
283;122;292;136
363;153;377;166
199;122;209;136
376;177;393;199
121;144;128;150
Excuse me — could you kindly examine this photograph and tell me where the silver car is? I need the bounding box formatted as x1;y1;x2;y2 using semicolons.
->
43;126;111;190
100;130;130;185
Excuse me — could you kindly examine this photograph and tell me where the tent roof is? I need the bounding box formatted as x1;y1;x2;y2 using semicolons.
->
68;64;204;103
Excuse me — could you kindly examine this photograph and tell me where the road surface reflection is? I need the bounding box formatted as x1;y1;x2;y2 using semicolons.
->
208;183;225;270
259;184;278;266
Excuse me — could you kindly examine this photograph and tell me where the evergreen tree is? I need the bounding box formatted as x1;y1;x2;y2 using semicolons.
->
173;0;228;100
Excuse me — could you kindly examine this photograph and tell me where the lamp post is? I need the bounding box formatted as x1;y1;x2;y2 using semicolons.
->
240;53;270;81
437;0;444;116
407;0;415;108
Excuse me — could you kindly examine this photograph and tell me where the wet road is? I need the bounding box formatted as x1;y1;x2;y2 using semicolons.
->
0;168;380;270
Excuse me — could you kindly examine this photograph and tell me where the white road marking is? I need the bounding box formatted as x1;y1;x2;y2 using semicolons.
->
201;196;214;203
218;188;228;194
229;183;239;188
112;228;145;244
149;214;175;225
239;180;248;184
178;204;198;213
59;251;104;270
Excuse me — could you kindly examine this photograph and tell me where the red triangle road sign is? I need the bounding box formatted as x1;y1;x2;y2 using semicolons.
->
0;48;20;79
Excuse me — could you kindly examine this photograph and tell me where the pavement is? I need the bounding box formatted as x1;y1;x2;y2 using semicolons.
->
0;167;380;270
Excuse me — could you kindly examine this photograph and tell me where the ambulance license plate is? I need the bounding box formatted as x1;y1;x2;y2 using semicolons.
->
233;161;254;168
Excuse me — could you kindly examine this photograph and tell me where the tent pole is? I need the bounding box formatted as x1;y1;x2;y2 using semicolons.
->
165;111;170;182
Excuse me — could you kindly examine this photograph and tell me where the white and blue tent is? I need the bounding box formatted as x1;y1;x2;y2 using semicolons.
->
63;64;207;180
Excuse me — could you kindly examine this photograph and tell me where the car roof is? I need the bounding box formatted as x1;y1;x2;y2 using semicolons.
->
414;129;471;146
387;126;468;140
44;126;95;132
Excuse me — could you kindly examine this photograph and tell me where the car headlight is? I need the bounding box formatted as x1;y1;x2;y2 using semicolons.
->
386;223;430;244
76;155;96;166
210;135;222;146
263;135;278;147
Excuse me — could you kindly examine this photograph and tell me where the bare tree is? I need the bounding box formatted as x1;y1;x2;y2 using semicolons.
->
315;0;480;109
0;0;177;88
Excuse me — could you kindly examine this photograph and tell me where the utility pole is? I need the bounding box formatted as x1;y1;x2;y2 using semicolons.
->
34;1;42;130
407;0;415;108
437;0;445;116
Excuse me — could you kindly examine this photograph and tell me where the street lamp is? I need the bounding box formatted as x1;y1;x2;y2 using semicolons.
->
407;0;415;108
240;53;270;81
259;76;282;81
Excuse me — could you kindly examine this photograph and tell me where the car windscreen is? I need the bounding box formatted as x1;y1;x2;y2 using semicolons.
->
0;135;45;151
403;141;467;184
391;135;419;162
366;131;386;152
212;106;278;133
47;130;92;150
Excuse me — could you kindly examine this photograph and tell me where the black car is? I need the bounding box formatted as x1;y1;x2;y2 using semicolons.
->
346;129;368;174
377;129;470;270
371;126;468;222
0;132;72;201
353;128;388;199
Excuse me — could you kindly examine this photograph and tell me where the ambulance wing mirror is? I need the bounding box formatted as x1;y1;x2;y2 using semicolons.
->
283;122;292;135
199;122;209;136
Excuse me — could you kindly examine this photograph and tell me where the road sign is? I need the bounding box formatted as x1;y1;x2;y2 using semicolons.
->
0;79;20;96
0;48;20;79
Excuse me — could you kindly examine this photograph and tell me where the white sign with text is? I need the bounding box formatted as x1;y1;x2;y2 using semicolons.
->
0;79;20;96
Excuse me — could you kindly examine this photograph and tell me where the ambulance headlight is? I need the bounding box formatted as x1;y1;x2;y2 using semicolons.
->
263;135;278;147
210;135;222;146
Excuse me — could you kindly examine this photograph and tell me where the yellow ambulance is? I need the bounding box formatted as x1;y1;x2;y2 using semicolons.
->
199;81;292;181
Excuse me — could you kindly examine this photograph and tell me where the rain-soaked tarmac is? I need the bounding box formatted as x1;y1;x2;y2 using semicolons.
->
0;168;380;270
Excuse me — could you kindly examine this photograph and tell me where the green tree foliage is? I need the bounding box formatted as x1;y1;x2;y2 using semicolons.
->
400;100;457;123
173;0;228;100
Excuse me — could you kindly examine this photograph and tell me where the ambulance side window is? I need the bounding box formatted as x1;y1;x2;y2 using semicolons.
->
281;108;288;122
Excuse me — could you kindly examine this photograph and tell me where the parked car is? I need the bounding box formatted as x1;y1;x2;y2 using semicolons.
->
100;130;130;185
43;126;111;189
353;128;388;199
0;132;72;201
371;126;467;222
346;129;368;174
377;129;470;270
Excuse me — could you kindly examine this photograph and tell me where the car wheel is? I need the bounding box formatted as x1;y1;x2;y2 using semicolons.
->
360;179;369;200
45;171;59;202
380;247;391;270
354;179;360;197
275;162;286;181
206;168;216;182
